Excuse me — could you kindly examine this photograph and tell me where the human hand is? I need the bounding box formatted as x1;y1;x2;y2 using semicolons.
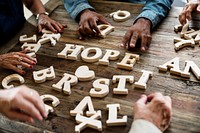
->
37;14;66;33
121;18;152;52
0;51;37;75
133;93;172;132
0;85;47;123
78;9;110;39
179;1;200;25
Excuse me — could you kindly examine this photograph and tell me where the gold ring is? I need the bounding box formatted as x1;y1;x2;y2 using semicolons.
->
18;56;23;62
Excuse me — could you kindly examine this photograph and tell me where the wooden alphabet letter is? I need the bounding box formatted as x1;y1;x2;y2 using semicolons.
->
117;53;139;70
75;110;102;133
19;34;37;43
97;24;115;38
2;74;25;89
181;60;200;79
38;37;56;46
111;10;131;22
112;75;134;95
99;49;120;65
90;78;110;98
42;33;61;41
33;66;55;83
21;43;41;53
134;70;153;89
57;44;84;60
158;57;182;75
40;94;60;115
52;73;78;95
70;96;97;116
106;104;127;126
81;47;103;63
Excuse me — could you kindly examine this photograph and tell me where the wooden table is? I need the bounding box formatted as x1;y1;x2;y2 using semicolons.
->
0;0;200;133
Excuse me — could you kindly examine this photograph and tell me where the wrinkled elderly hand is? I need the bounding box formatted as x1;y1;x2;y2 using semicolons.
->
121;18;152;52
0;51;36;75
0;85;47;123
179;1;200;25
37;14;65;33
78;9;110;39
134;93;172;132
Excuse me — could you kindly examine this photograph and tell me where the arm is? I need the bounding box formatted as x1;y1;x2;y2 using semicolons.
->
136;0;174;28
22;0;65;33
129;93;172;133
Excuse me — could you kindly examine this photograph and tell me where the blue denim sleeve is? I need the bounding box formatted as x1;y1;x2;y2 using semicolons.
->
135;0;174;28
63;0;95;20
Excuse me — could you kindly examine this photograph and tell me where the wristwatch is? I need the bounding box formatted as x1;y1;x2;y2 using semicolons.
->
36;12;49;20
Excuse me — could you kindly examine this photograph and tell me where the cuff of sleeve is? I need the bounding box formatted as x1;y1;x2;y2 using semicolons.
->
129;119;162;133
135;10;159;29
70;3;95;20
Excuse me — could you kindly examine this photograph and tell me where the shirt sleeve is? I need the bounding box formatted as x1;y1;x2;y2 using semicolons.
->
129;119;163;133
135;0;174;28
63;0;95;20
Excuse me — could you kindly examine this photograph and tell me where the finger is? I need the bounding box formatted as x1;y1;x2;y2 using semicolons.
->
141;35;148;52
147;92;163;102
46;23;57;33
78;25;87;40
5;110;34;123
17;53;37;63
179;13;186;25
38;24;42;33
8;64;25;75
13;97;43;121
130;33;138;48
121;31;132;47
185;6;194;21
56;22;64;30
136;95;148;105
23;90;47;118
90;19;100;35
83;21;94;36
164;96;172;109
98;16;110;25
51;22;62;33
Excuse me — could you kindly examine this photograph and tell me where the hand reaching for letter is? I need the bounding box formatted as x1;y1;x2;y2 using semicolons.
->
0;85;47;123
133;92;172;132
121;18;152;52
37;14;66;33
0;51;37;75
179;1;200;25
78;9;110;39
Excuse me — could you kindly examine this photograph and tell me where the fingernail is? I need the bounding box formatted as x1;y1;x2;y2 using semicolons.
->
29;65;33;68
22;71;26;75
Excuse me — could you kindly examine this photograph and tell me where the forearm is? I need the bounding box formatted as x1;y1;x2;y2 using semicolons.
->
63;0;94;20
135;0;173;28
22;0;46;16
129;119;162;133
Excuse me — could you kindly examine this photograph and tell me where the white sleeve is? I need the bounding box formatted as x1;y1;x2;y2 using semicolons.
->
129;119;162;133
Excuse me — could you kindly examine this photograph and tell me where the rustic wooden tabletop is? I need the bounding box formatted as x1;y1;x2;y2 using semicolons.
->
0;0;200;133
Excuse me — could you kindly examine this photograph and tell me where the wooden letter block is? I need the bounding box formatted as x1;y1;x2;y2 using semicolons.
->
38;37;56;46
181;60;200;79
90;78;110;98
173;37;184;43
42;33;61;41
117;53;139;70
106;104;127;126
70;96;97;116
19;34;37;43
75;65;95;81
158;57;182;75
97;24;115;38
110;10;131;22
184;30;200;40
52;73;78;95
21;43;41;53
41;28;53;34
180;29;195;38
174;39;195;51
174;24;182;32
81;47;103;63
112;75;134;95
26;52;36;58
195;33;200;44
33;66;55;83
134;70;153;89
99;49;120;65
75;110;102;133
57;44;84;60
40;94;60;115
2;74;25;89
181;23;189;34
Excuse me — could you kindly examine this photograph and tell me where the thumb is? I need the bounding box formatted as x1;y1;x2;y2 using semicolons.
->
136;95;148;105
38;24;42;33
